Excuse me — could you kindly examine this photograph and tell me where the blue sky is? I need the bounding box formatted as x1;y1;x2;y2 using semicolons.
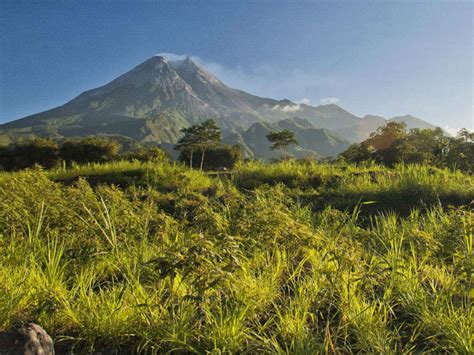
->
0;0;472;131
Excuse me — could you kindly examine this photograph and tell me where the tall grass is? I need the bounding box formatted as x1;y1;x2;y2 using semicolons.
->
0;160;472;353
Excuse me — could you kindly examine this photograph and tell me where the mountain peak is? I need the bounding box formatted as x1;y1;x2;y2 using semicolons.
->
0;54;440;149
184;55;194;63
150;55;167;63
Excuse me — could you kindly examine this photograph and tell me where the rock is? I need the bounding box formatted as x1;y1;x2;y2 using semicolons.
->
0;323;54;355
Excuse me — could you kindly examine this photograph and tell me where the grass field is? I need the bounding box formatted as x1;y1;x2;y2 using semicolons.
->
0;160;472;353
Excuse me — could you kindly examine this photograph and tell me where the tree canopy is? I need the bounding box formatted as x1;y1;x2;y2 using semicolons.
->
340;123;473;173
266;129;298;159
175;119;222;169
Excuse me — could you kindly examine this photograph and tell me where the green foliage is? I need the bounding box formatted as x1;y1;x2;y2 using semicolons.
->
0;137;171;172
445;128;474;172
266;129;298;159
125;146;169;163
236;162;473;218
175;119;222;170
0;137;60;170
179;144;241;170
340;123;474;173
60;137;121;165
0;159;472;353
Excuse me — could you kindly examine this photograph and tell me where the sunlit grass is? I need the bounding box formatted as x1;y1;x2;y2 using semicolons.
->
0;159;472;352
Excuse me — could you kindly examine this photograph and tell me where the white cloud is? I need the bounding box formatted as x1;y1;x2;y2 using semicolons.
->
280;104;301;112
190;58;342;102
271;103;302;112
155;52;202;63
320;97;340;105
295;98;311;105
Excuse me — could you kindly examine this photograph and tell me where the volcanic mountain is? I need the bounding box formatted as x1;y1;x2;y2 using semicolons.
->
0;55;442;157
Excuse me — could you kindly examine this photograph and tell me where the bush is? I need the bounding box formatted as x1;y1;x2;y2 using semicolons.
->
179;144;241;170
0;138;59;170
125;146;169;163
60;137;121;165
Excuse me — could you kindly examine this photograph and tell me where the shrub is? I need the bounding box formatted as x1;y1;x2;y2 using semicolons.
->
125;146;169;163
60;137;121;165
0;138;59;170
179;144;241;170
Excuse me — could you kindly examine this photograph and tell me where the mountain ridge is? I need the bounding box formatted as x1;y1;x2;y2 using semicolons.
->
222;117;351;160
0;55;443;157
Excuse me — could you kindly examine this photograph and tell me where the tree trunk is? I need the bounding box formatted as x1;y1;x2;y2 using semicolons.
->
200;149;205;171
189;150;193;169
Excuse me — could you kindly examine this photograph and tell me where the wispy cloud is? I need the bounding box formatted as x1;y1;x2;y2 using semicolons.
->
155;53;343;108
295;98;311;105
191;57;342;103
320;97;340;105
155;53;198;62
271;103;301;112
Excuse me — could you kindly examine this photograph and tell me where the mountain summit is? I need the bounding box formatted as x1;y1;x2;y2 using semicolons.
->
0;55;441;156
1;56;286;143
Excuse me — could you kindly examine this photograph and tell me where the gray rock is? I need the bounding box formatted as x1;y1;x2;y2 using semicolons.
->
0;323;54;355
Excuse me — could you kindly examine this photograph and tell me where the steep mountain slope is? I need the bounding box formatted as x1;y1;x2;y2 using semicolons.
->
389;115;440;130
223;117;350;159
0;56;282;143
253;101;361;131
0;55;443;155
335;115;387;141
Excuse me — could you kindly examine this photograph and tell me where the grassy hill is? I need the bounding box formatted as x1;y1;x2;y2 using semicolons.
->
0;160;472;353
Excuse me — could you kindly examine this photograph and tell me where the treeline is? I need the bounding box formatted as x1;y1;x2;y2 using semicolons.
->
0;134;242;172
339;122;474;173
1;120;472;173
0;137;167;171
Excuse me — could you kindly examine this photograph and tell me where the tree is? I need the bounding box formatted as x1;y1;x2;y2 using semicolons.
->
358;122;408;165
266;129;298;159
392;127;447;165
175;119;222;170
457;128;474;143
195;120;222;170
339;123;466;169
445;129;474;172
175;125;202;169
364;121;407;151
340;143;374;164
